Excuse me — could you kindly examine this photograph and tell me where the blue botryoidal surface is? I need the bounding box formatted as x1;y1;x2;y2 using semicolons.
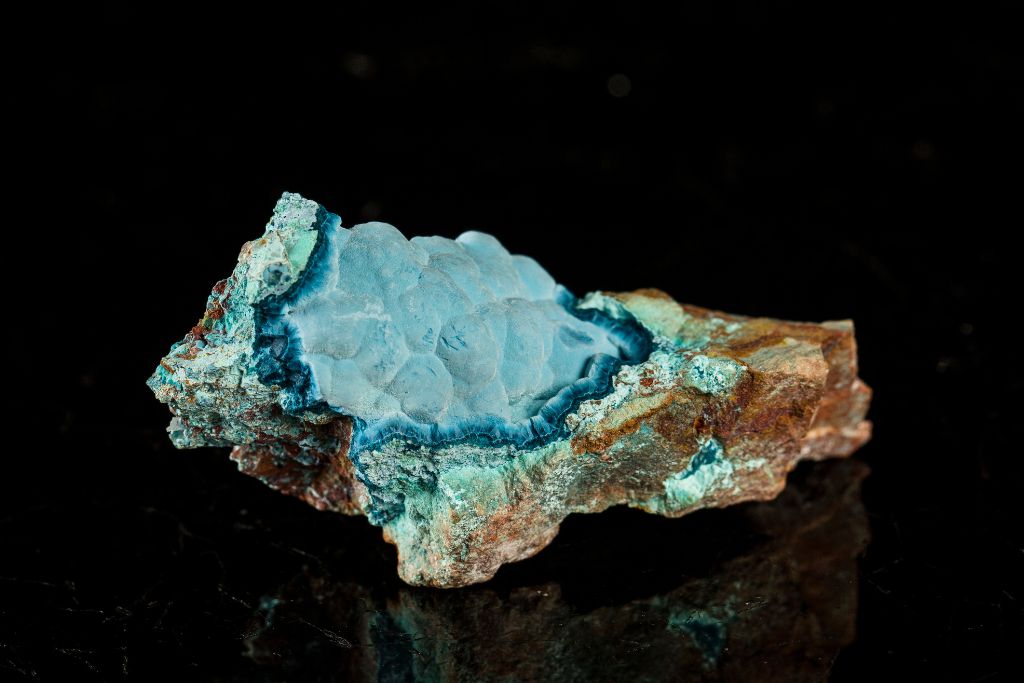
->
252;204;652;459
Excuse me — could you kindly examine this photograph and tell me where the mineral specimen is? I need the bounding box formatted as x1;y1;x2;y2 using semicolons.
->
148;192;872;587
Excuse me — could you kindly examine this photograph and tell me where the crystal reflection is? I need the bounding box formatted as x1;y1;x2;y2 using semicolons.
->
242;459;869;682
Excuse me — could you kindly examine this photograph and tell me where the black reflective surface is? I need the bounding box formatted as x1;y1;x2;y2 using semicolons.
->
3;451;868;682
239;460;869;682
7;3;1022;680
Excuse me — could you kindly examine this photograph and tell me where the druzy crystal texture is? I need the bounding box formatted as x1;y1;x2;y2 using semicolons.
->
149;193;872;587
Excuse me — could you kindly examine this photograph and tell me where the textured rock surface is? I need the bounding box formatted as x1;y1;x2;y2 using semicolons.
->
149;192;872;587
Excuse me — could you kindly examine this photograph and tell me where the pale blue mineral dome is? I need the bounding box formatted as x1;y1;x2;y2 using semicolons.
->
253;201;650;455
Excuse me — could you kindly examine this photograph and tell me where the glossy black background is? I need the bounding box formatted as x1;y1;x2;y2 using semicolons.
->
6;3;1022;680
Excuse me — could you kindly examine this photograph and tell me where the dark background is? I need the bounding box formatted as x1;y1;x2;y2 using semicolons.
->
5;3;1021;680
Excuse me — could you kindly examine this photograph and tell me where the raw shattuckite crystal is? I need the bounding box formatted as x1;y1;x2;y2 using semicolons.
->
149;193;872;587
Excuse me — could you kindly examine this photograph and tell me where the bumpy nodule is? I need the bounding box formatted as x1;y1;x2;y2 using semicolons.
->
278;220;647;450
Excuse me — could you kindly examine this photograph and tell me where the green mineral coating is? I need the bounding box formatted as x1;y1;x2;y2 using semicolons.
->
682;355;744;395
666;605;735;667
148;194;339;455
661;438;735;511
284;229;317;272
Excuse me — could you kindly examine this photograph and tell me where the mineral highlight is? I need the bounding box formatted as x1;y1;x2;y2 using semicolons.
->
148;192;872;587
